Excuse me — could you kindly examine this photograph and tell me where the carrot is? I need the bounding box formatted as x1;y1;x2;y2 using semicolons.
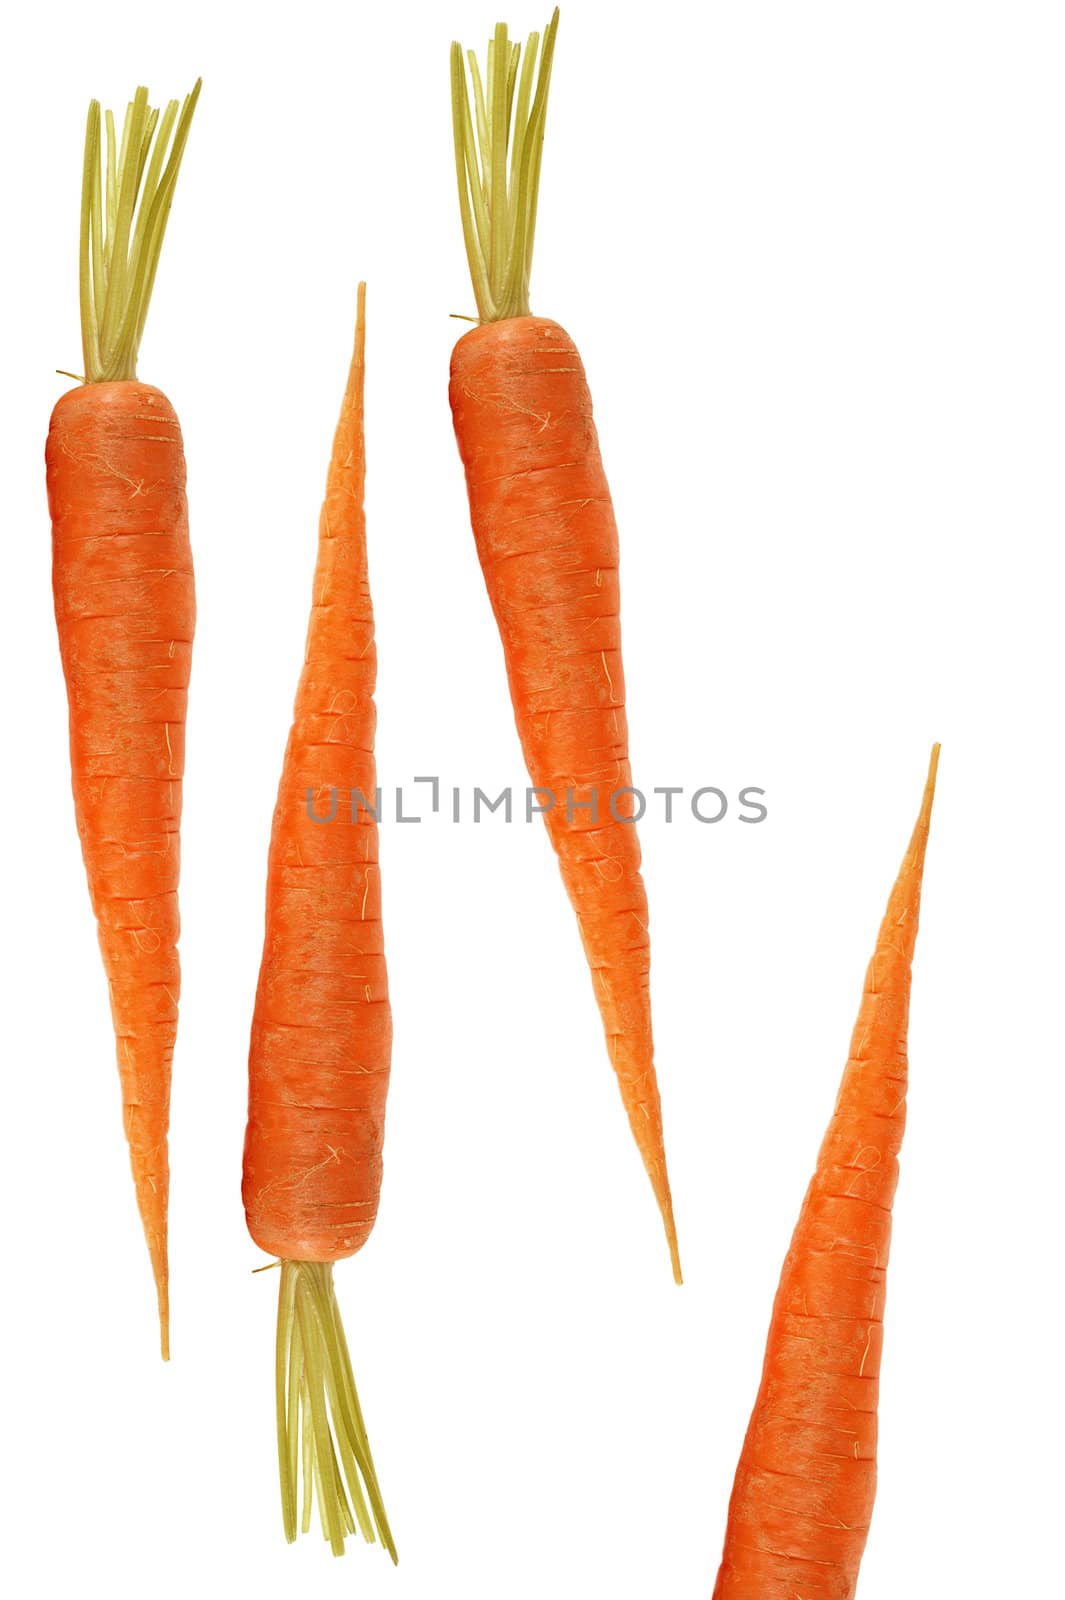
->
449;10;681;1281
46;82;200;1360
242;285;395;1560
712;745;940;1598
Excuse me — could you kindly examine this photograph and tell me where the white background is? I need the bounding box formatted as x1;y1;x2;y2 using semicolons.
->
1;2;1061;1595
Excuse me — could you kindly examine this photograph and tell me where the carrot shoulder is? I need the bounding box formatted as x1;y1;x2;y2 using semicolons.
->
46;82;200;1359
712;746;940;1599
242;286;395;1559
449;10;681;1281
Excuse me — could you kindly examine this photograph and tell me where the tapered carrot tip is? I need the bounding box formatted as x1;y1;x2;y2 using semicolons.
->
666;1223;683;1287
149;1241;170;1361
157;1291;170;1363
923;742;941;818
905;742;940;892
651;1170;683;1284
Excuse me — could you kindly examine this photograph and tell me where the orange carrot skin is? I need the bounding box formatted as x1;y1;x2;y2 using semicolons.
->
713;751;939;1599
450;315;679;1275
46;381;195;1352
243;310;390;1265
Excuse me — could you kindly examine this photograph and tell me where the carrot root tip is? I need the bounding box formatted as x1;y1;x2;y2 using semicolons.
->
273;1261;395;1561
147;1240;170;1360
659;1192;683;1285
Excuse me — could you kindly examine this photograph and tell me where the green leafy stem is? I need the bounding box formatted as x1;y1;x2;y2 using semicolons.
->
78;79;201;384
275;1260;396;1561
451;10;559;322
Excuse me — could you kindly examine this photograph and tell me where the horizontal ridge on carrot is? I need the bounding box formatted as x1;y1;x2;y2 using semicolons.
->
46;80;201;1359
712;745;941;1599
449;8;681;1281
242;285;395;1560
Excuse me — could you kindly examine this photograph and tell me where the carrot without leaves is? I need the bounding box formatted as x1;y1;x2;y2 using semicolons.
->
46;82;200;1359
712;746;940;1599
449;10;681;1281
242;285;395;1560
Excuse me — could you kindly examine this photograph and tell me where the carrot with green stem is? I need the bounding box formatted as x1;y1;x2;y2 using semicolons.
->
712;746;940;1598
449;9;681;1281
242;285;395;1560
46;80;201;1359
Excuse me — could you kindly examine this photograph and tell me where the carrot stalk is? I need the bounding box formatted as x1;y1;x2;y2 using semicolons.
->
449;11;681;1280
48;81;200;1358
451;10;558;321
79;80;201;384
712;746;940;1598
300;1371;314;1535
274;1262;394;1558
275;1258;300;1539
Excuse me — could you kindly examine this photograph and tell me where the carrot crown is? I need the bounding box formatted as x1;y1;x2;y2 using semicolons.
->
450;9;559;322
274;1261;396;1560
77;80;201;384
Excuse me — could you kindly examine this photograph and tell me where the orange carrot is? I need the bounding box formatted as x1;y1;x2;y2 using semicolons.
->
449;10;680;1281
712;746;940;1598
242;285;395;1559
46;82;200;1359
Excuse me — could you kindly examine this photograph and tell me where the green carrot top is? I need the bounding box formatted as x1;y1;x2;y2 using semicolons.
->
451;10;559;323
78;79;201;384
